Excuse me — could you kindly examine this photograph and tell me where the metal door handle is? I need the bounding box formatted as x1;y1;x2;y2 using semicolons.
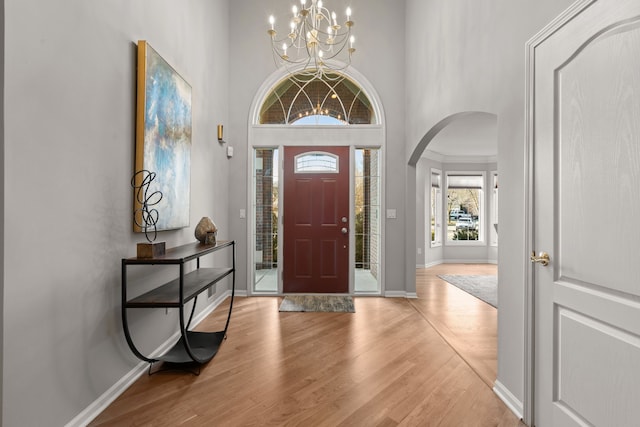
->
530;251;550;266
341;227;348;235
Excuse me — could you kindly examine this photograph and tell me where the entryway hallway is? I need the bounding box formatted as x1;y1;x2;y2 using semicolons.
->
91;263;520;426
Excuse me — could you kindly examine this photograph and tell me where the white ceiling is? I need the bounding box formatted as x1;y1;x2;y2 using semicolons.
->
423;112;498;158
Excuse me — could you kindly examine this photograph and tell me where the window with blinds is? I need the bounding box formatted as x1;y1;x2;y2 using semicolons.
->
446;172;484;242
490;172;498;246
430;169;442;247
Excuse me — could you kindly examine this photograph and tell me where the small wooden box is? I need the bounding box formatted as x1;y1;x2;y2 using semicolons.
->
137;242;166;259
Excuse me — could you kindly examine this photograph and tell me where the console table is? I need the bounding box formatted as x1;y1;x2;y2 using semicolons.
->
121;240;235;371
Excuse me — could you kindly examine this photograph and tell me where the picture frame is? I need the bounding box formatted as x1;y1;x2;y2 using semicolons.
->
134;40;192;232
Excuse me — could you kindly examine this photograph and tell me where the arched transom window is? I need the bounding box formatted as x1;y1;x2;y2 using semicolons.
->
259;72;375;125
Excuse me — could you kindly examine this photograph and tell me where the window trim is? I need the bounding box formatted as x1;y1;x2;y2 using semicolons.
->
430;168;443;248
490;171;498;247
445;171;486;246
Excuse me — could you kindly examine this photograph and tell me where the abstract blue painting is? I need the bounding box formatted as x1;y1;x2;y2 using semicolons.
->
135;41;191;231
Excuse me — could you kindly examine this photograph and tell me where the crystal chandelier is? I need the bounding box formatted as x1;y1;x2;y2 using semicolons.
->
268;0;355;81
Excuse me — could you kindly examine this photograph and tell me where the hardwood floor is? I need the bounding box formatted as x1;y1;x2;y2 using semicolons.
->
412;264;498;388
91;264;523;426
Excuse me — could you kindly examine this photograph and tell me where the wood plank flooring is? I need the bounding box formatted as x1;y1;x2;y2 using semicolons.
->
412;263;499;388
91;264;523;426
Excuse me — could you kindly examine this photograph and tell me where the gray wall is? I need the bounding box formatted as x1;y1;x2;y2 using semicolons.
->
228;0;409;295
405;0;574;411
3;0;229;425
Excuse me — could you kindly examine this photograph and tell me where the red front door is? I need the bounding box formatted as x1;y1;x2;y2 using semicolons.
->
283;146;350;293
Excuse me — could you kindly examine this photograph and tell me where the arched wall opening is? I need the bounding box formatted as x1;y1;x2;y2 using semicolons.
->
409;111;497;166
409;110;501;393
411;111;498;267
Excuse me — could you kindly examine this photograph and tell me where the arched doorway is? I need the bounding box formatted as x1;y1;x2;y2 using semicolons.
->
409;111;501;387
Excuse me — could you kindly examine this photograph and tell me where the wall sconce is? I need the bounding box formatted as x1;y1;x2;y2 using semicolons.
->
218;124;232;157
217;124;226;143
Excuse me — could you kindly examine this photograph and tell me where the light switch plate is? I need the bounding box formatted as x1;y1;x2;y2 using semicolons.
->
386;209;397;219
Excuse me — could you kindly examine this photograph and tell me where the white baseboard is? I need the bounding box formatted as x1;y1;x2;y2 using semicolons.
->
65;356;148;427
384;290;418;298
384;290;405;298
66;290;234;427
443;258;494;264
423;260;443;268
420;260;497;268
493;380;523;421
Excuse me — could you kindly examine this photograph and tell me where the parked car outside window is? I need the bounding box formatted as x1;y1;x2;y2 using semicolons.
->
449;209;465;220
455;216;476;230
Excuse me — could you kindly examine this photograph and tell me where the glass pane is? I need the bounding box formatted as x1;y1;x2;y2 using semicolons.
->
254;263;277;292
355;148;380;293
253;148;279;292
295;152;338;173
292;115;346;125
355;150;364;177
430;170;443;247
491;173;498;246
259;73;375;125
431;188;437;243
447;188;481;241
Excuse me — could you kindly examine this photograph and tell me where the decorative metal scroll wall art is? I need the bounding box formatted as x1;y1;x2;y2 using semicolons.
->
131;169;166;258
131;169;163;243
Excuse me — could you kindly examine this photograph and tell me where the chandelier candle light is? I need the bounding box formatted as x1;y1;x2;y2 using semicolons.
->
268;0;355;80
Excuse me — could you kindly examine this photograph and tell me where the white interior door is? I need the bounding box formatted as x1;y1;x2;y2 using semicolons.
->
531;1;640;426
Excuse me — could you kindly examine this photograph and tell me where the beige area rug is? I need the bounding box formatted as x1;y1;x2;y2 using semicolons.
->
279;295;355;313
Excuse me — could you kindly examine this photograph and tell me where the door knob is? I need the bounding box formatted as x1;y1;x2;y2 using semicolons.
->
341;227;348;235
530;251;550;266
